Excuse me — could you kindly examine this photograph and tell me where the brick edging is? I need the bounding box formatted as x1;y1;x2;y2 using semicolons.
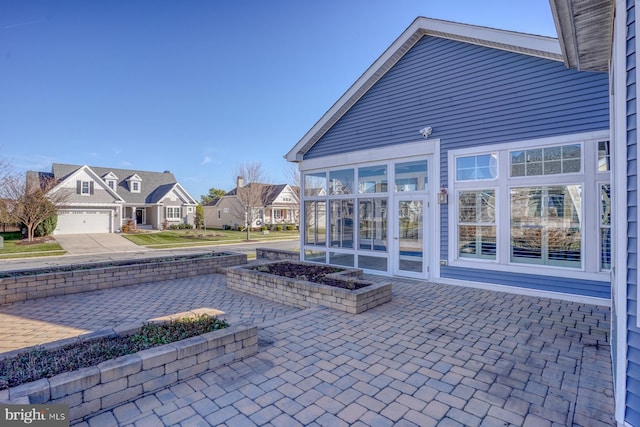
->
226;261;392;314
0;252;247;305
0;311;257;422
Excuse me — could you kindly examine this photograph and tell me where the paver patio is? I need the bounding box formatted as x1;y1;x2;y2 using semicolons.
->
0;271;614;426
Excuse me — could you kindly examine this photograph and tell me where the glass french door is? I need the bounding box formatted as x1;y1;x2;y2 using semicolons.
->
394;198;426;277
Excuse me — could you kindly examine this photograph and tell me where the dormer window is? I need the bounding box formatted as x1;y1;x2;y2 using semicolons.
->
102;172;118;193
126;174;142;193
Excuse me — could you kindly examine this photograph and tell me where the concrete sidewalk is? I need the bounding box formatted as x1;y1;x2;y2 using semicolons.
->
0;272;614;426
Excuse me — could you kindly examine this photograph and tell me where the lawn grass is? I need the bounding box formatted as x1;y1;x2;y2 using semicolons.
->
121;228;299;248
0;232;66;259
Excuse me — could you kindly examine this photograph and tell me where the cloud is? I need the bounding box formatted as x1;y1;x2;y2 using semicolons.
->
200;156;212;165
119;161;133;167
4;20;43;30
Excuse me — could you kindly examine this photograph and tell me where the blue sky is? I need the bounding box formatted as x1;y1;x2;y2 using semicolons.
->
0;1;557;200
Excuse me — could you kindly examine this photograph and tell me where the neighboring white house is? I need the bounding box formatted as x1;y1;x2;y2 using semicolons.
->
203;177;299;229
31;163;198;234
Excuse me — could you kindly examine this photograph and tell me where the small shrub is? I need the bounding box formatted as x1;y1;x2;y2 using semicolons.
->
276;225;283;231
260;226;268;231
286;224;295;231
0;315;229;390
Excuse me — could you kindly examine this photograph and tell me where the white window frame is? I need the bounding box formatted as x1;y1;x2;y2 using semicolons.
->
448;131;610;282
81;181;91;196
166;207;181;219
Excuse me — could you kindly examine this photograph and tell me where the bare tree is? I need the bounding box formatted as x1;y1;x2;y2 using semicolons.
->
231;162;270;241
0;172;68;241
283;161;301;226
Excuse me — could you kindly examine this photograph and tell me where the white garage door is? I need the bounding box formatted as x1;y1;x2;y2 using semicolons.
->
55;210;111;234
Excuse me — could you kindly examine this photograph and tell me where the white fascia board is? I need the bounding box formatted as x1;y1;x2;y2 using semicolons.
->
298;139;438;172
48;165;125;202
285;17;561;162
172;183;198;205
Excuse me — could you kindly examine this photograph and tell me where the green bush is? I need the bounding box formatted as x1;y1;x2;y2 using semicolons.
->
275;225;283;231
34;215;58;237
169;223;194;230
286;225;295;231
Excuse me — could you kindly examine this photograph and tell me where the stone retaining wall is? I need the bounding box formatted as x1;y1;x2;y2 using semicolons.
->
226;262;392;314
0;310;257;423
256;247;300;261
0;252;247;305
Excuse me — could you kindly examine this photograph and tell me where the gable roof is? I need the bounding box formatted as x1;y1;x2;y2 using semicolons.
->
223;183;297;206
285;17;562;162
550;0;614;71
50;163;197;205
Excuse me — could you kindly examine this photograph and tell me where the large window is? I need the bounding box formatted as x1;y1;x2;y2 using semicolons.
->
395;160;427;192
458;190;496;259
304;172;326;197
359;198;387;251
329;169;354;195
330;199;354;248
359;165;387;193
166;207;181;219
450;136;610;278
510;186;582;268
304;201;326;245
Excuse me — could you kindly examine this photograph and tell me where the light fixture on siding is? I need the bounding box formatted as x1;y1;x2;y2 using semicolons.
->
419;126;433;138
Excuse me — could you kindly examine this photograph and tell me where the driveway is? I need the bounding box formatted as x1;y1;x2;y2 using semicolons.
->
54;233;148;255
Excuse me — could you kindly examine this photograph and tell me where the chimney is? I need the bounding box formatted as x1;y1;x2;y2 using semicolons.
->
237;176;244;188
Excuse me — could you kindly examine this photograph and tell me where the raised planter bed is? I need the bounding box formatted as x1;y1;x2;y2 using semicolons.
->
0;309;258;423
226;261;391;314
0;251;247;305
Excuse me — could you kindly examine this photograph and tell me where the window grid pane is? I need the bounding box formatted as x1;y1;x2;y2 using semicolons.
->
456;154;497;181
458;190;496;259
358;165;388;193
330;199;354;248
510;144;581;177
510;186;582;268
395;160;428;191
358;198;387;252
329;169;354;195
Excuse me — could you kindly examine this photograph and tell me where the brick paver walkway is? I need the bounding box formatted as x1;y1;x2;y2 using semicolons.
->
0;272;614;426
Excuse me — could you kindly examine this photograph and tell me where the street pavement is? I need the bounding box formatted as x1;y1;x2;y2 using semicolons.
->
0;238;299;272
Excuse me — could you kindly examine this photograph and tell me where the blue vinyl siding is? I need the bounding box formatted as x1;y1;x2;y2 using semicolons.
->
304;34;609;298
627;0;640;424
440;266;609;299
305;36;609;159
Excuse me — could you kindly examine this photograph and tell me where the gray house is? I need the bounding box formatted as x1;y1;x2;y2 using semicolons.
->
38;163;197;234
